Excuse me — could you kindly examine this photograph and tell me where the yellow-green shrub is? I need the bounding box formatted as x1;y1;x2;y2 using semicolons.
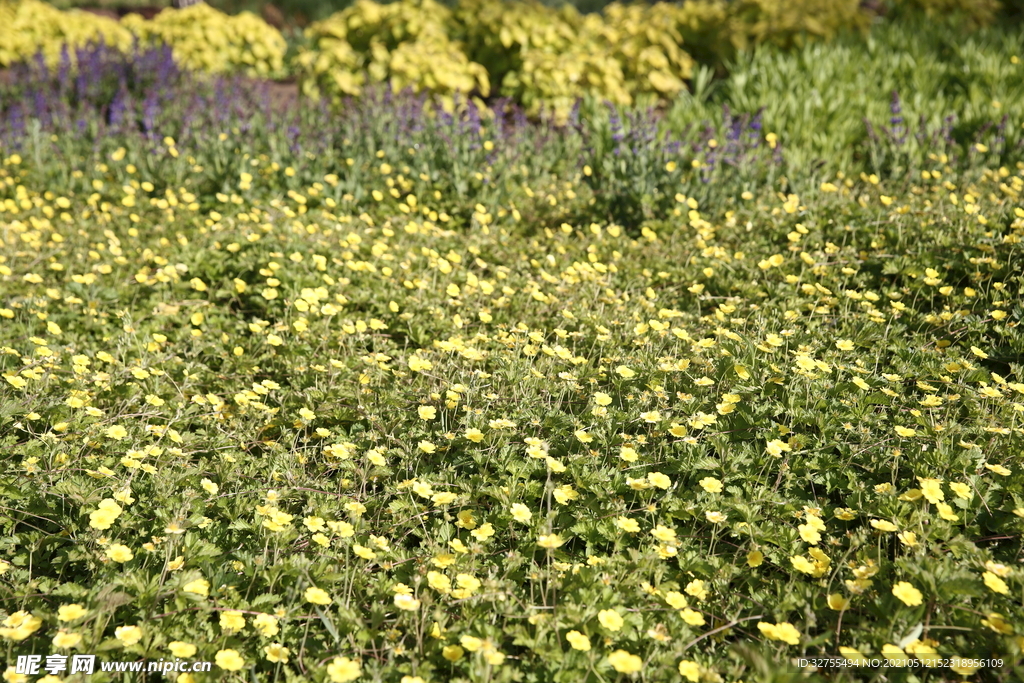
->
501;44;631;123
313;0;454;53
452;0;648;122
728;0;871;50
295;0;489;111
0;0;132;68
120;4;286;77
452;0;580;88
580;2;695;99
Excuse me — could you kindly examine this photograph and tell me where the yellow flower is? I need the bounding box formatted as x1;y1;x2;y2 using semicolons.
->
747;550;764;567
327;657;362;682
949;657;982;675
647;472;671;489
607;650;642;674
897;531;918;547
431;492;458;506
408;355;432;372
254;614;279;637
798;523;821;544
427;571;451;593
840;646;871;666
917;477;944;504
685;579;708;600
106;544;133;562
115;624;143;646
766;439;791;457
460;635;483;651
936;503;959;521
678;660;701;681
456;509;475;532
984;463;1012;476
418;406;437;420
609;515;640;537
757;621;800;645
882;643;908;667
553;485;578;504
465;428;484;442
949;482;972;500
305;516;327;533
791;555;816;574
0;611;42;641
510;504;532;523
651;525;677;543
220;611;246;632
594;392;613;406
105;424;128;440
911;636;949;665
894;425;917;437
836;339;855;351
57;604;88;622
215;649;246;671
566;630;590;651
698;477;722;493
679;608;705;626
870;519;898;532
182;578;210;597
980;613;1014;635
169;641;197;658
537;534;564;549
87;499;122;532
353;545;376;560
52;630;82;649
394;594;420;611
442;645;464;661
412;482;434;499
982;571;1009;595
892;581;923;606
471;522;495;541
432;553;456;568
900;489;924;502
305;586;332;605
827;594;850;611
665;591;688;609
264;643;290;663
598;609;624;631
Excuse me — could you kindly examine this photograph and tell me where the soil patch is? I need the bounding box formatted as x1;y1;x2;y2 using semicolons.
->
265;79;300;113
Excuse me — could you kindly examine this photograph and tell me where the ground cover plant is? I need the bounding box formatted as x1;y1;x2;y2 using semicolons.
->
2;4;1024;683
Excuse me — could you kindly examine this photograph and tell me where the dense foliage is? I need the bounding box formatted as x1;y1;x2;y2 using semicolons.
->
121;3;288;77
1;3;1024;683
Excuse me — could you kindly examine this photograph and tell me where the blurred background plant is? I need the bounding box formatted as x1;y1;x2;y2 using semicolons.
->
121;3;288;76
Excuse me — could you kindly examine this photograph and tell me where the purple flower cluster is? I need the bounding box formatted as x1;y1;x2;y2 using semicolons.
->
0;41;283;151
